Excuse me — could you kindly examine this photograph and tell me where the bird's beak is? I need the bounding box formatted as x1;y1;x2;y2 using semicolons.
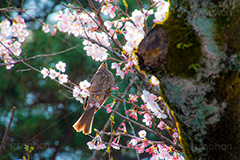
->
103;60;107;67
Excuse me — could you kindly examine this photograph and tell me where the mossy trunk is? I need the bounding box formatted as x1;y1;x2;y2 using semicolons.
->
137;0;240;159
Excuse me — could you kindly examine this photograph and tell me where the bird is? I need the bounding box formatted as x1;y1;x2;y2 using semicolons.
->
73;61;115;134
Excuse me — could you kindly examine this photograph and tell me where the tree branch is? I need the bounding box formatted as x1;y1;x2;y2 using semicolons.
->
0;106;16;155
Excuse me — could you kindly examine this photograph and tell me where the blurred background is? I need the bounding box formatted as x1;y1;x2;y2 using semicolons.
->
0;0;157;159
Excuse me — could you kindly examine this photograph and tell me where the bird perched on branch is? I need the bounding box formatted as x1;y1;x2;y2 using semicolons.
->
73;61;115;134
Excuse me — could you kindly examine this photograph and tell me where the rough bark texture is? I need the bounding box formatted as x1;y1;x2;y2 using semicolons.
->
137;0;240;159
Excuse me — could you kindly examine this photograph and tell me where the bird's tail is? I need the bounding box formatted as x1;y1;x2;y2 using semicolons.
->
73;107;95;135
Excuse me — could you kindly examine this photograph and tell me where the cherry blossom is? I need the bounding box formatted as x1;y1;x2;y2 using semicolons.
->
105;100;116;113
153;1;170;23
150;75;160;86
101;3;117;19
0;16;29;69
138;130;146;138
136;143;145;153
131;10;145;27
111;62;124;79
126;108;138;120
58;74;68;84
79;80;91;90
41;67;50;78
56;61;66;72
142;113;152;127
7;2;184;159
49;69;60;79
141;90;157;103
145;144;159;156
128;94;138;103
3;54;15;70
172;152;185;160
73;86;81;98
42;24;51;33
127;138;140;148
87;134;106;150
173;132;179;139
111;135;121;150
80;89;90;97
118;122;127;133
157;121;167;130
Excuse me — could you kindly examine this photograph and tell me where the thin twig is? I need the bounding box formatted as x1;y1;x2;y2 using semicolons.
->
0;106;16;155
91;81;134;160
110;106;182;151
123;102;140;160
0;41;73;91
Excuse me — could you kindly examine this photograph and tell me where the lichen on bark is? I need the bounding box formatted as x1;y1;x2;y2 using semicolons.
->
137;0;240;159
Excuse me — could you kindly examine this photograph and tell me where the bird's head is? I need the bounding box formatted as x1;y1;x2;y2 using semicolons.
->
97;60;108;72
101;60;108;69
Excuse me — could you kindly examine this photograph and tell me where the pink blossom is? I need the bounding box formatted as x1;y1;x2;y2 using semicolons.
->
126;108;138;120
145;144;159;155
76;96;83;104
172;152;185;160
73;86;81;98
118;122;127;133
111;85;119;91
172;132;179;139
41;67;49;78
42;24;51;33
101;4;117;19
58;74;68;84
131;10;145;26
83;35;109;62
141;90;157;103
142;113;152;127
3;54;15;69
153;1;170;23
138;130;146;138
114;21;123;29
105;100;116;113
128;94;138;103
79;80;91;90
87;134;106;150
80;89;90;97
56;61;66;72
111;62;125;79
135;143;145;153
111;136;121;150
104;21;112;30
49;69;59;79
157;121;167;130
127;138;140;148
150;75;160;86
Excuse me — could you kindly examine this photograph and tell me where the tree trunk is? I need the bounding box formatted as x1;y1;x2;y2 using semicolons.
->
137;0;240;159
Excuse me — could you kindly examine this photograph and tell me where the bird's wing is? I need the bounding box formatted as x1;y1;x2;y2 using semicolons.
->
84;71;100;110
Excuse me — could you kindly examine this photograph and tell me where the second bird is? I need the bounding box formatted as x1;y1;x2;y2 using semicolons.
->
73;61;115;134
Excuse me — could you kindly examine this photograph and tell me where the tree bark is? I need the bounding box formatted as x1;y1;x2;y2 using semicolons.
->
137;0;240;159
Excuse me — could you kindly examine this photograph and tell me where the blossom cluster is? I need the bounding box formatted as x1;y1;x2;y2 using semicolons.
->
0;16;29;69
127;130;184;160
72;80;91;103
87;133;106;150
41;61;68;84
51;0;169;76
38;0;182;159
53;8;110;62
141;90;167;119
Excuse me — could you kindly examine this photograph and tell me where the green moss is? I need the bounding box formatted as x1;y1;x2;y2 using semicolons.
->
213;1;240;55
161;9;202;78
